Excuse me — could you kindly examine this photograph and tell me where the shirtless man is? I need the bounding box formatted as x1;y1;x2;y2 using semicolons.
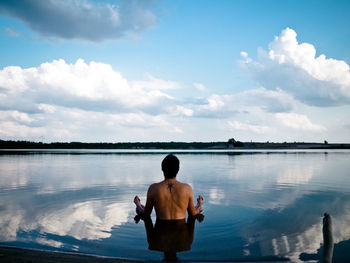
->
134;154;204;219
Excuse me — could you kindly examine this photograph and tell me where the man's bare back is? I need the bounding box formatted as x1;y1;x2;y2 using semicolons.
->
134;154;203;220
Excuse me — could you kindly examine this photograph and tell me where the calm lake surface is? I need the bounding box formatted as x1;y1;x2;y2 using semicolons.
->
1;150;350;262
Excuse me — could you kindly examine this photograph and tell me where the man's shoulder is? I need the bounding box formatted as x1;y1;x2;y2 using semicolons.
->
148;182;160;189
148;181;164;191
177;181;193;191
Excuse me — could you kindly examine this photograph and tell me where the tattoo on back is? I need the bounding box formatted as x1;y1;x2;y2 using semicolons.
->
167;182;174;192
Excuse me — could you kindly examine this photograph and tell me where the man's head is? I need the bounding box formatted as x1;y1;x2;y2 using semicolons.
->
161;154;179;179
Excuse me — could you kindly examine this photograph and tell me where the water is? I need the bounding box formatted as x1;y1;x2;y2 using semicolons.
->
0;150;350;262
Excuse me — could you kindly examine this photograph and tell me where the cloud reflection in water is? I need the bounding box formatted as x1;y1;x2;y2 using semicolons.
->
0;152;350;261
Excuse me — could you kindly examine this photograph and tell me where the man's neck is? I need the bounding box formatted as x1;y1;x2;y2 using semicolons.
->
164;177;177;183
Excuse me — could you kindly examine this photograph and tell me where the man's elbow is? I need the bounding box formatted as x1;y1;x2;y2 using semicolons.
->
188;209;199;217
144;211;152;217
143;207;152;217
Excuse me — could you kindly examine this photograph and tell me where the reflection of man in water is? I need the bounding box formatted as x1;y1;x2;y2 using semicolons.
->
139;211;204;261
134;154;204;260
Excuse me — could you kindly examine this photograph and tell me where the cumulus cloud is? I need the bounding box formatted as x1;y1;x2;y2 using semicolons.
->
35;238;63;248
0;50;341;142
0;59;189;141
0;59;174;114
275;113;326;132
228;120;270;134
174;106;193;117
241;27;350;106
132;74;181;91
0;0;157;41
193;82;208;91
194;87;297;118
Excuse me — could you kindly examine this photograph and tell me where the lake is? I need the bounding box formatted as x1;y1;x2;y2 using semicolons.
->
0;150;350;262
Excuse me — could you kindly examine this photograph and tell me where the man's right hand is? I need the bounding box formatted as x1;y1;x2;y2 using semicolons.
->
134;195;145;214
196;195;204;212
134;195;141;206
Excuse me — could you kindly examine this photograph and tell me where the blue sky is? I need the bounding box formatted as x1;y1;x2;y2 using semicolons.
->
0;0;349;143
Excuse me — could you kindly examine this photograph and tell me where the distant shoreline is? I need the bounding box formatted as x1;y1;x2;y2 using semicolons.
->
1;139;349;150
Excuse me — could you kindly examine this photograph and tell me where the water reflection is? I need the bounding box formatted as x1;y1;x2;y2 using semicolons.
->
241;191;350;262
38;201;130;240
135;214;204;261
0;186;134;246
0;152;350;261
0;154;162;191
204;153;325;209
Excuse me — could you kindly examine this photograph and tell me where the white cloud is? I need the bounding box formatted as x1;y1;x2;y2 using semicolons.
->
0;106;186;141
132;74;181;91
193;82;208;91
241;27;350;106
228;120;270;134
240;51;248;58
0;59;176;113
0;110;34;124
275;113;326;132
201;94;226;112
194;87;297;118
36;238;63;248
37;104;56;114
0;45;347;142
0;0;158;42
174;106;193;117
0;59;189;141
0;121;46;138
173;127;183;133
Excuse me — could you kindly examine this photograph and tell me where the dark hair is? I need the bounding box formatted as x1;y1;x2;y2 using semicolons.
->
161;154;180;179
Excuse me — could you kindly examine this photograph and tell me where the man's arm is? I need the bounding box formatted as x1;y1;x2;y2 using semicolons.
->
143;188;154;216
134;186;154;216
187;186;204;216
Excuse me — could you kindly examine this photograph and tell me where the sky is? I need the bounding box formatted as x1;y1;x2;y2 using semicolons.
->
0;0;349;143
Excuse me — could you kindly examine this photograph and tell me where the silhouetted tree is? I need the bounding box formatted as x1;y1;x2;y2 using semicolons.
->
227;138;244;147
